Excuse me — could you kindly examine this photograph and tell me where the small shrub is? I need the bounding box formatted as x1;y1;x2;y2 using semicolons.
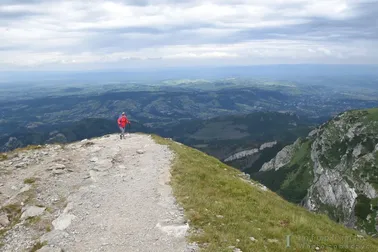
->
30;241;47;252
24;145;43;151
2;204;22;224
26;216;41;226
0;153;7;161
18;188;37;205
24;177;37;184
355;194;372;220
14;145;43;153
45;224;52;232
45;207;53;213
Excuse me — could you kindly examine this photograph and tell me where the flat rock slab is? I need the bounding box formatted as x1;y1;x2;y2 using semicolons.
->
156;222;189;238
52;213;76;230
20;184;32;193
0;214;10;227
21;206;46;220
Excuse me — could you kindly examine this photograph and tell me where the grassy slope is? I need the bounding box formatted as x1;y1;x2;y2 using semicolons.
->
366;108;378;121
277;140;314;204
153;136;378;252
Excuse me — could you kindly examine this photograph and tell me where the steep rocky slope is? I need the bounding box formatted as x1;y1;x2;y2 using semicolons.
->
256;108;378;236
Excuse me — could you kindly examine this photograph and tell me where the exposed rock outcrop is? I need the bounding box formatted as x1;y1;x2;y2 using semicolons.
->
260;139;300;171
224;141;277;162
21;206;46;220
258;109;378;235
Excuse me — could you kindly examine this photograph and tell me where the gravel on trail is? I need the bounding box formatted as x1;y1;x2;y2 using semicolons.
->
0;134;196;252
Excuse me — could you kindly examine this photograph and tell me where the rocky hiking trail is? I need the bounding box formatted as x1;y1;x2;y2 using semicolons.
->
0;134;195;252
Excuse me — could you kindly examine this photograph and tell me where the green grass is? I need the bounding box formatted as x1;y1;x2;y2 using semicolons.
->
45;207;53;213
289;140;311;166
272;141;314;204
153;135;378;251
24;177;37;184
254;139;314;204
29;241;47;252
0;153;7;161
15;145;43;152
24;215;53;233
365;108;378;121
0;203;23;240
1;204;22;225
8;145;44;156
45;224;52;232
279;163;313;204
25;216;41;226
18;187;37;205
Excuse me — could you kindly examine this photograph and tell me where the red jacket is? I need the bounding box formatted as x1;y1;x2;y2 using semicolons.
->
117;115;129;128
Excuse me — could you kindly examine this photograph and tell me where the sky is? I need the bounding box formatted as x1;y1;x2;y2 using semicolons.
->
0;0;377;70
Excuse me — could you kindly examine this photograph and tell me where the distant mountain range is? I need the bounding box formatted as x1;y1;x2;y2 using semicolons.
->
2;81;377;153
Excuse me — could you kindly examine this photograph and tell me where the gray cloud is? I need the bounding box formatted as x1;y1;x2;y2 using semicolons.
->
0;0;42;4
0;9;39;18
0;0;377;69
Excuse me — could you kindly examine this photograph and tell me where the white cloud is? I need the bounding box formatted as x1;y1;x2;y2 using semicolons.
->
2;39;375;67
0;0;377;69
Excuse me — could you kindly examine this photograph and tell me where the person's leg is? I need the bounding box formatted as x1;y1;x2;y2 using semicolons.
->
119;126;125;139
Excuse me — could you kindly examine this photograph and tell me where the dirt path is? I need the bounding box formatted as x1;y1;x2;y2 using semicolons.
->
0;134;194;252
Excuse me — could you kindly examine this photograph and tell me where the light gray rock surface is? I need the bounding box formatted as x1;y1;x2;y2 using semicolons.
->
260;139;300;172
0;134;195;252
224;141;277;162
21;206;46;220
0;215;9;227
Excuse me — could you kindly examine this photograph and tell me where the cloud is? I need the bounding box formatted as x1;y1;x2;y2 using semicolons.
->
0;0;377;69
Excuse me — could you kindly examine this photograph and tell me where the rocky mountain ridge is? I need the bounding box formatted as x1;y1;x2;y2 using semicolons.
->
257;108;378;236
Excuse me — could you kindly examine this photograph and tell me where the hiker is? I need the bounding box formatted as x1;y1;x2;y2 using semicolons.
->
117;112;130;139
